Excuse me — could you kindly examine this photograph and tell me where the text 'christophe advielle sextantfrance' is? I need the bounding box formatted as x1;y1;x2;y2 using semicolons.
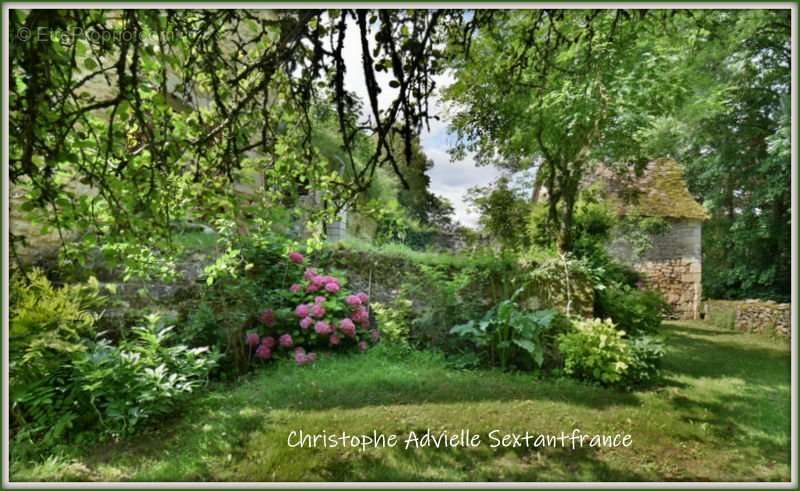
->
287;429;632;452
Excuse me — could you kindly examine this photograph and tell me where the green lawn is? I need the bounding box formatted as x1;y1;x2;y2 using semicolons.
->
11;321;791;482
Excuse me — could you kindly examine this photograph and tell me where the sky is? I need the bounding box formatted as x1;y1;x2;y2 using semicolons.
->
339;22;501;228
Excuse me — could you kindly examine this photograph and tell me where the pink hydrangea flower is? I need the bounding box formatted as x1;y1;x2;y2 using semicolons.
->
339;318;356;337
351;307;367;322
289;252;304;264
294;347;313;365
255;345;272;359
310;303;326;318
259;309;276;327
306;283;320;293
314;296;326;304
358;316;371;328
357;292;369;303
290;283;302;293
370;329;381;343
311;275;325;287
358;340;368;352
279;333;293;348
330;334;341;346
325;282;340;294
261;336;276;348
315;321;332;335
246;332;260;347
299;316;313;330
304;268;317;280
295;303;310;318
345;295;362;306
320;275;336;285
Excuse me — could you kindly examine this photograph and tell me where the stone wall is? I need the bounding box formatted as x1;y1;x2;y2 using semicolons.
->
608;218;703;319
637;259;701;320
703;299;791;338
320;247;594;318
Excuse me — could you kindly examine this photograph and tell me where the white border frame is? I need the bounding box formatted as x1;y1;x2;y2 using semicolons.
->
1;2;796;488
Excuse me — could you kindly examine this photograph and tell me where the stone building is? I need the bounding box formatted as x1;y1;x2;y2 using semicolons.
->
595;158;709;319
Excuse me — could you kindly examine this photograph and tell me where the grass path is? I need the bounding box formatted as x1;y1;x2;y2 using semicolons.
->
11;321;791;482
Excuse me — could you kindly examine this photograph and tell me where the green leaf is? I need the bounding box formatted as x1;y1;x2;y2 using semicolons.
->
512;338;536;354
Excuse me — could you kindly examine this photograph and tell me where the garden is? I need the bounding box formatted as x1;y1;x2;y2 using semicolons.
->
7;8;791;483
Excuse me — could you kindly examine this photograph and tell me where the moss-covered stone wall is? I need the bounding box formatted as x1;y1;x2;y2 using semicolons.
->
703;299;790;339
317;247;593;318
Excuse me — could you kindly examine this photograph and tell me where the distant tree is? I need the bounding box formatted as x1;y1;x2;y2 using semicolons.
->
466;176;531;250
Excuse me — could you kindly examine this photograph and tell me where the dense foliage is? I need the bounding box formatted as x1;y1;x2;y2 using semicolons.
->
450;295;564;371
656;11;791;300
558;318;665;388
595;286;668;336
10;271;217;449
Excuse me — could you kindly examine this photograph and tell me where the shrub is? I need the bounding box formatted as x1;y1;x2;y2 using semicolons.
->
10;270;105;447
595;285;668;335
558;318;666;388
73;315;219;437
401;255;517;351
371;298;413;347
10;270;218;448
557;318;632;385
624;335;666;387
241;252;380;366
402;264;482;350
450;288;561;371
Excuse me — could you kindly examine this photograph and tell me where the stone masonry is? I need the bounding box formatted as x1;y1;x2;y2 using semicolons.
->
596;159;708;320
704;299;791;338
609;218;703;319
635;219;703;319
638;258;701;320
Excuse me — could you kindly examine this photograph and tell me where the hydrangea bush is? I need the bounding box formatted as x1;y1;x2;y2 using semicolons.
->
244;252;379;365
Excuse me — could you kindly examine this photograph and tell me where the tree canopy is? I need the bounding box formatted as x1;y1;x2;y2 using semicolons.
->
9;8;791;299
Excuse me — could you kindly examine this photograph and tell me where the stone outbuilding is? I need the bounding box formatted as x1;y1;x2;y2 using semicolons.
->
594;158;709;319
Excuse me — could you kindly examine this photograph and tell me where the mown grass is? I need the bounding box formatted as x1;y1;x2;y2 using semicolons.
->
10;321;790;482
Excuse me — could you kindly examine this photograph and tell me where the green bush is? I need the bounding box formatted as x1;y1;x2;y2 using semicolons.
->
10;270;218;449
74;315;218;437
183;230;298;375
557;318;632;385
401;264;485;350
595;285;668;335
450;290;562;371
371;298;413;347
10;270;105;447
625;335;666;387
557;318;666;388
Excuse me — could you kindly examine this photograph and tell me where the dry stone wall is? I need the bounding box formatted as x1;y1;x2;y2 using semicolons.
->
704;299;791;338
638;259;701;320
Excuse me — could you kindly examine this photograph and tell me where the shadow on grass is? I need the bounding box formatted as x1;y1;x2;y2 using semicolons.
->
661;322;790;464
663;322;789;385
316;445;649;482
71;351;643;478
28;321;789;482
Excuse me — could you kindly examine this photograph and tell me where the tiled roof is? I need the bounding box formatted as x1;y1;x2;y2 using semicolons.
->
587;158;709;220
